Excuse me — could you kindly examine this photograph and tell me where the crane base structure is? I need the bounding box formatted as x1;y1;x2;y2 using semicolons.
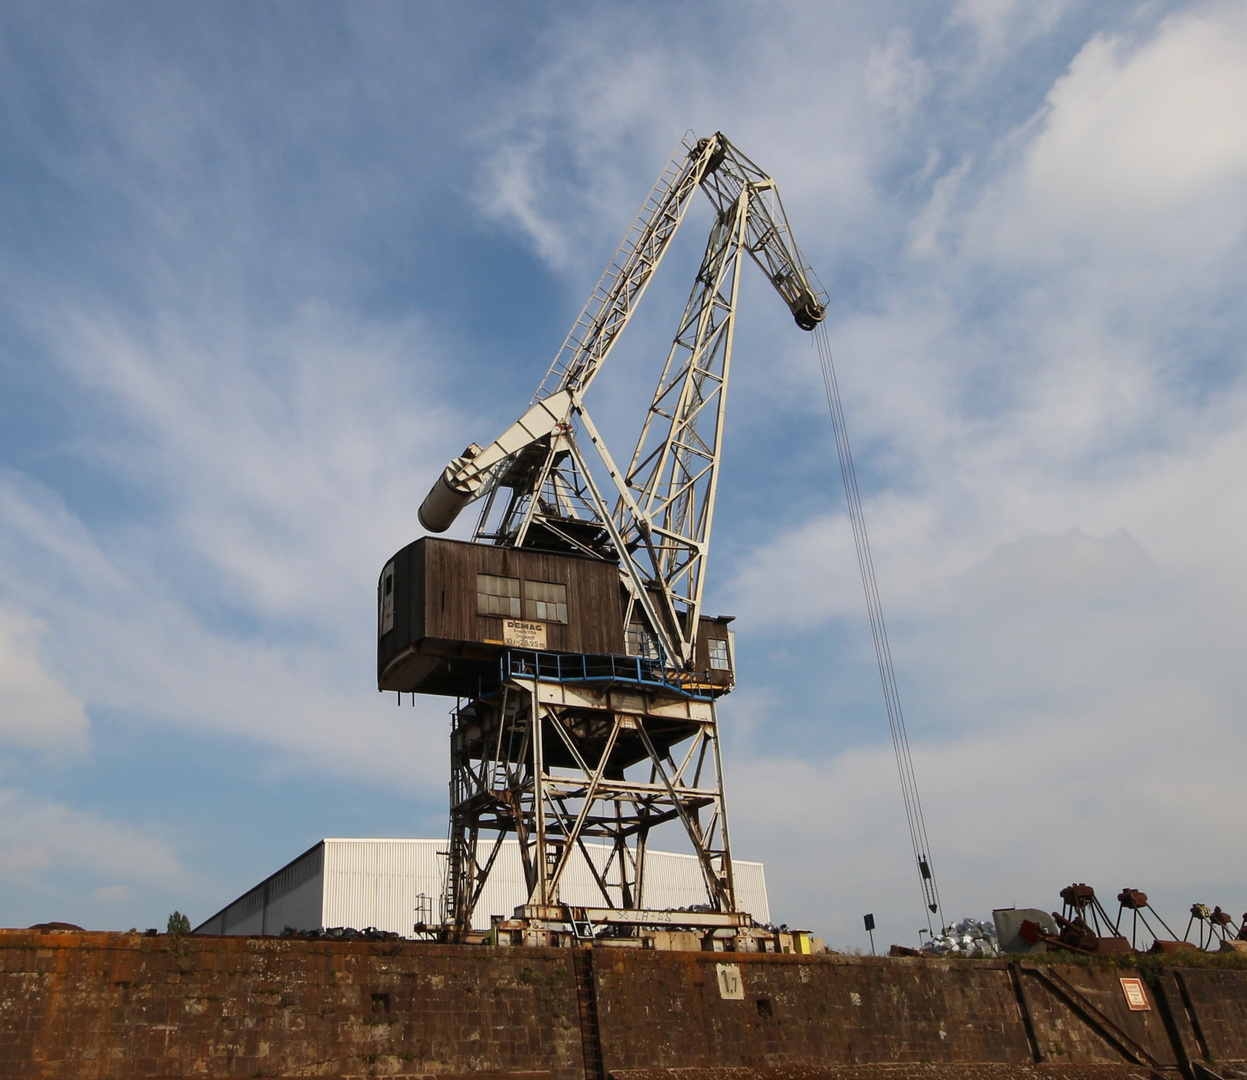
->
445;654;754;945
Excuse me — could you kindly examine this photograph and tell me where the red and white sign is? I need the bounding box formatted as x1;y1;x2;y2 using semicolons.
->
1120;977;1149;1011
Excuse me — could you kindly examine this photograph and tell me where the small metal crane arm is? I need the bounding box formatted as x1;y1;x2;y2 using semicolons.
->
697;138;825;330
533;135;729;401
418;390;574;533
417;133;826;670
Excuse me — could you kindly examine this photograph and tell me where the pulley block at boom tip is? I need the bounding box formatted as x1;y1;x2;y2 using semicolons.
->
794;297;826;331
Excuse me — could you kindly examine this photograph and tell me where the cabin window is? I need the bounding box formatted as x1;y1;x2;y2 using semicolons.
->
708;638;730;670
379;561;395;635
626;624;660;660
523;579;568;624
477;573;521;618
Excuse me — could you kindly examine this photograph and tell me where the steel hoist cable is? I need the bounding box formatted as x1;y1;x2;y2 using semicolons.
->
814;323;944;933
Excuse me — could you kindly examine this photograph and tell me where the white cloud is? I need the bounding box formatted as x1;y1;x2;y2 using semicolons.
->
724;48;1247;920
909;158;972;258
866;29;933;121
727;525;1247;943
731;680;1246;946
91;884;134;904
974;4;1247;262
0;451;447;795
0;604;89;756
45;304;456;627
948;0;1074;65
471;4;885;281
729;494;961;631
0;786;194;897
1032;9;1247;214
471;33;688;276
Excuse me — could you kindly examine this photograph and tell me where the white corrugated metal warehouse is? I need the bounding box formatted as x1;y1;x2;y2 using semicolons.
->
194;838;769;937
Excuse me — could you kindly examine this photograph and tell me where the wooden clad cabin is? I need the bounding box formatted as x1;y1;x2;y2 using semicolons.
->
378;537;736;698
378;537;626;697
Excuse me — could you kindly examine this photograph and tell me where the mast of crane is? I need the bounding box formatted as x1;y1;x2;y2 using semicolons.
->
412;133;828;940
458;134;825;666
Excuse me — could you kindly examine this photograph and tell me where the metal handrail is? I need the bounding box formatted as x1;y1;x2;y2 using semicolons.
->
502;650;715;701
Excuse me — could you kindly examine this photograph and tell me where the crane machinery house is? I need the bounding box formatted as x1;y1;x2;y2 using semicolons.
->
378;537;736;697
378;132;825;945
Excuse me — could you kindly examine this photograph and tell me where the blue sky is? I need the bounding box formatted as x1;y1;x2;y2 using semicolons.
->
2;1;1245;948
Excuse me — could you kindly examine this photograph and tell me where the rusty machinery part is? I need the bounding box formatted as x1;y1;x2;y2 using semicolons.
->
1061;882;1097;912
1185;906;1247;946
1053;913;1111;954
1021;912;1133;956
1020;883;1206;955
1018;915;1094;954
1186;903;1214;949
1148;939;1202;955
1059;883;1120;939
1114;885;1181;951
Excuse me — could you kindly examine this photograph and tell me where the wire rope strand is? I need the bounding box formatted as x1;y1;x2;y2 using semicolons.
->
814;323;943;934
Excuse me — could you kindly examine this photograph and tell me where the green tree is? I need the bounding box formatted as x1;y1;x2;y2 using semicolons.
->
166;911;191;934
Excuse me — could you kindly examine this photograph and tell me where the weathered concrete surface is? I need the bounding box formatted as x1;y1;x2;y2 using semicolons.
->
1010;963;1177;1068
2;928;1247;1079
1152;968;1247;1078
0;930;582;1079
594;952;1034;1070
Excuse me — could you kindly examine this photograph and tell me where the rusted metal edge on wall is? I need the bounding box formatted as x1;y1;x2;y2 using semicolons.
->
575;948;605;1080
1172;971;1213;1062
1009;960;1045;1063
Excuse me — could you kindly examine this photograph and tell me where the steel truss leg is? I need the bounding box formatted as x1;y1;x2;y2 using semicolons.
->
446;679;736;936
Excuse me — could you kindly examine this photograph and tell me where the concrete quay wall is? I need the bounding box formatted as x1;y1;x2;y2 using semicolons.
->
1;928;1246;1079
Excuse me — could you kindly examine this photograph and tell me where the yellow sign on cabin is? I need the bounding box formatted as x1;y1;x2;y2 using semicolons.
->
503;619;547;649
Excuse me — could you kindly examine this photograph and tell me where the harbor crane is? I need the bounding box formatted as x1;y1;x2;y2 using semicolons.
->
381;132;827;944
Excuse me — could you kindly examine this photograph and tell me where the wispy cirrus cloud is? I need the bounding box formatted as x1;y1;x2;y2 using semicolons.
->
0;603;89;757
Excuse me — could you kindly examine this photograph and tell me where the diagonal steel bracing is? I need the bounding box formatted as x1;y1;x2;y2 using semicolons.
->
447;672;734;935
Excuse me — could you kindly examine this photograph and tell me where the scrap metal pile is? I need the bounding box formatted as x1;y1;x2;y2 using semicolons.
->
279;926;402;942
924;917;1000;957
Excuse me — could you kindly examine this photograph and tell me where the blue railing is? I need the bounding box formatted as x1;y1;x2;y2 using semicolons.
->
501;650;715;701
